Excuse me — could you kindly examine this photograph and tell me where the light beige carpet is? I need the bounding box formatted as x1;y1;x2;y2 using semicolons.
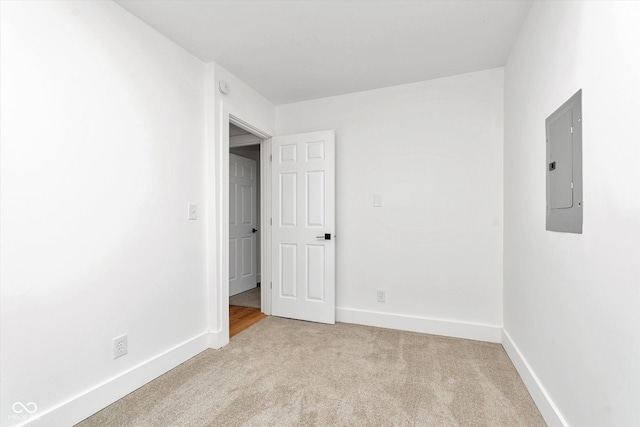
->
229;287;261;309
77;317;545;426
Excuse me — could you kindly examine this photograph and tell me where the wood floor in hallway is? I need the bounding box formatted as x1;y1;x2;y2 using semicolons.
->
229;305;267;338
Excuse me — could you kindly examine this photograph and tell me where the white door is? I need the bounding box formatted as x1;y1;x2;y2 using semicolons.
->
229;154;258;297
271;130;335;324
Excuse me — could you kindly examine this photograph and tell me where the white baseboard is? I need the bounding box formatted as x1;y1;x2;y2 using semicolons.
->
336;307;502;343
27;331;216;427
207;329;226;350
18;322;564;427
501;329;568;427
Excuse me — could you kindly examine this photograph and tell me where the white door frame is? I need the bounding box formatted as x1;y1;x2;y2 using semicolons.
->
216;102;272;347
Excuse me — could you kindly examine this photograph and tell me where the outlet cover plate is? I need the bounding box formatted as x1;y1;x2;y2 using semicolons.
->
113;334;128;359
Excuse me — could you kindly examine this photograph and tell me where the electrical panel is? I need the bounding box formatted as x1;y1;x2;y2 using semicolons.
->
546;90;582;233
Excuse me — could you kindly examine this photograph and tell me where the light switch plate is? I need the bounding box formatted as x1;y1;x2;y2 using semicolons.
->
373;193;383;207
188;204;197;220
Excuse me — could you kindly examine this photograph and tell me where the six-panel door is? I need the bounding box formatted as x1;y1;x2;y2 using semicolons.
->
271;130;335;324
229;153;258;297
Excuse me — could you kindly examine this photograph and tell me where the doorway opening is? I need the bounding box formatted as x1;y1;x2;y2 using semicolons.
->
228;123;267;337
215;107;333;347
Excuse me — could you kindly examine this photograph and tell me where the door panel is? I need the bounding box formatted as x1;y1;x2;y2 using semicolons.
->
241;185;253;223
272;130;335;324
241;237;252;277
280;173;297;226
229;153;257;296
306;245;325;301
229;239;237;281
306;171;325;226
280;244;297;298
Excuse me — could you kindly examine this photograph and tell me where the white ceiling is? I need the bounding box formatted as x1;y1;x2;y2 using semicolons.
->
115;0;532;105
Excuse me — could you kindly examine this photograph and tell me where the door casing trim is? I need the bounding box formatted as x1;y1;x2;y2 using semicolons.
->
214;101;272;347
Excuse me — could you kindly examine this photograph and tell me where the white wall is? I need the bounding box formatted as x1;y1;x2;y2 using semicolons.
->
503;1;640;426
0;1;208;425
213;64;276;137
276;69;504;342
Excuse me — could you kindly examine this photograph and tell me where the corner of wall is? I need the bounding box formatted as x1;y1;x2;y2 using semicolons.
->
501;330;568;427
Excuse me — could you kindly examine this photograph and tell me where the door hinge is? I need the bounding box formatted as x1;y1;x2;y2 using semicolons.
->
270;154;272;162
570;126;573;134
571;182;574;189
270;282;272;289
270;218;272;225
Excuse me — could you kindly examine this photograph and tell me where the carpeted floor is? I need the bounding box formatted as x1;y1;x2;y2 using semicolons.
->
229;287;261;309
76;317;545;426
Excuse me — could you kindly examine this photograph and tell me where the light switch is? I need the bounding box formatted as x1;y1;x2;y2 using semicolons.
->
188;204;197;220
373;193;383;207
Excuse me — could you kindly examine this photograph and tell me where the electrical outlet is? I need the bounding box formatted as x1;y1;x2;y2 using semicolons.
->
113;334;128;359
377;290;386;303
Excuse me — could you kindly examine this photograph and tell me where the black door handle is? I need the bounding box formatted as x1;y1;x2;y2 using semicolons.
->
252;228;258;233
